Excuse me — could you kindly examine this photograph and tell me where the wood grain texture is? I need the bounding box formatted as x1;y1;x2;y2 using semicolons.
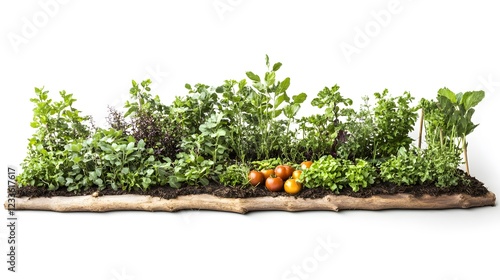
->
5;192;496;213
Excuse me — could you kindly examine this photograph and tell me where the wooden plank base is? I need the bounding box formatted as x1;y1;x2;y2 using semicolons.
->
4;192;496;213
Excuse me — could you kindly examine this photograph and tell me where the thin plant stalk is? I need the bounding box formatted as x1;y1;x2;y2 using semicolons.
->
418;108;424;148
462;136;470;175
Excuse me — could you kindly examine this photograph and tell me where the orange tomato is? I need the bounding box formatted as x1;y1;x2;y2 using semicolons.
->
274;165;289;180
248;170;265;186
292;170;302;180
300;161;313;170
283;165;295;178
284;179;302;195
265;177;284;192
261;169;275;179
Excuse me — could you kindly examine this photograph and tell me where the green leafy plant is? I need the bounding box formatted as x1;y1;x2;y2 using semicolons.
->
18;87;93;189
419;88;485;174
380;146;461;187
299;155;374;192
379;147;428;186
244;55;307;161
219;164;251;187
65;128;169;192
298;85;353;160
339;90;417;160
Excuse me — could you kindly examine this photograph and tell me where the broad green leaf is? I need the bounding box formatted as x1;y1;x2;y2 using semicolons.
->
438;87;456;104
274;93;290;108
168;176;181;189
265;71;276;86
273;109;283;118
276;77;291;94
455;92;464;104
292;92;307;104
246;71;261;82
462;91;485;111
284;104;300;118
124;105;138;117
137;139;146;149
253;82;266;93
272;62;282;72
95;178;103;186
216;129;226;137
199;177;210;186
126;142;135;151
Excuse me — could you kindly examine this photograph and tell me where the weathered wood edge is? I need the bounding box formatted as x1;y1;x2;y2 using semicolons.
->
4;192;496;214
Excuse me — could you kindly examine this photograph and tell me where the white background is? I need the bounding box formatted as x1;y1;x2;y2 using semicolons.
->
1;1;499;279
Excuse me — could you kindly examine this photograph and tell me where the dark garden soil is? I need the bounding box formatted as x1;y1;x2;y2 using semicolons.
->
14;170;490;200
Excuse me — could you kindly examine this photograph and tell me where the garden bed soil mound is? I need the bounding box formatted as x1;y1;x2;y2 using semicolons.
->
15;170;490;200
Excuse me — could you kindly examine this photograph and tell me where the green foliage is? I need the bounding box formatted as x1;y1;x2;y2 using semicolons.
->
18;87;93;189
65;129;169;192
419;88;484;150
19;127;170;191
339;90;417;160
28;87;92;152
299;155;375;192
380;146;461;187
251;158;283;170
380;147;428;186
298;85;353;160
169;151;215;188
219;164;250;187
18;57;483;193
345;159;375;192
243;55;307;161
122;79;179;160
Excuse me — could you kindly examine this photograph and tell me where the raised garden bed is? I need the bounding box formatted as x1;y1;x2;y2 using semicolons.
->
6;172;496;213
7;56;496;213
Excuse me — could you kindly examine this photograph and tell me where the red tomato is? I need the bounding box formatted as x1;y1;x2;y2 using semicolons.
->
265;177;284;192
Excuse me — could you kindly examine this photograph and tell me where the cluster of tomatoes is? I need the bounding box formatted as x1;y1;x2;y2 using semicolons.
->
248;161;313;195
